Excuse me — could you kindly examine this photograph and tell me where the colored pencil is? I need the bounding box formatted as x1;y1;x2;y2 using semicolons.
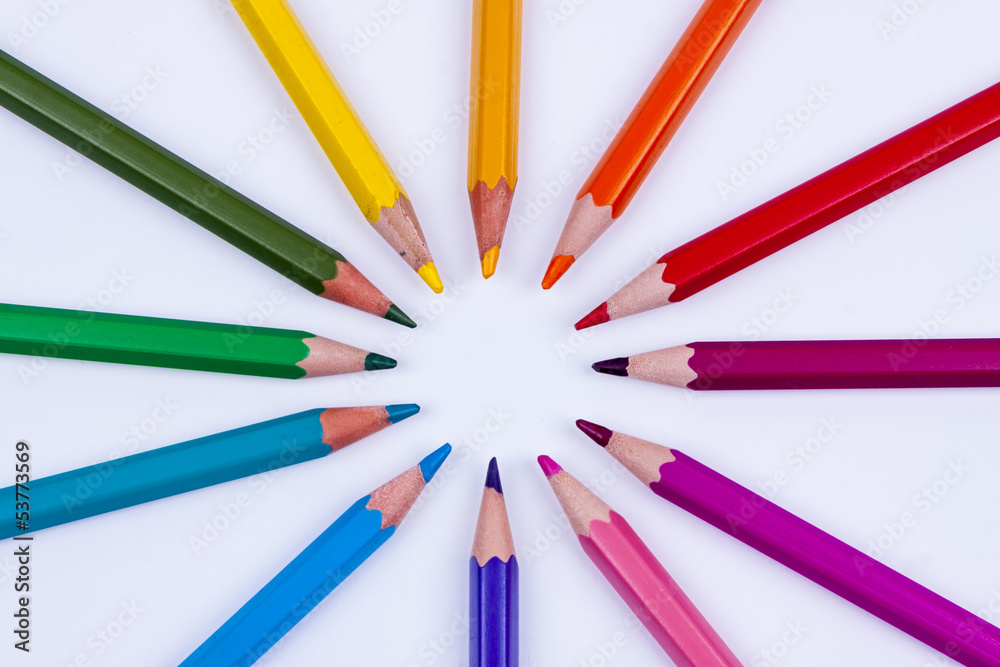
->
470;458;518;667
575;79;1000;329
180;443;451;667
0;49;413;326
578;420;1000;666
468;0;522;279
537;455;740;666
0;303;396;379
0;405;419;539
231;0;443;294
592;338;1000;390
542;0;763;289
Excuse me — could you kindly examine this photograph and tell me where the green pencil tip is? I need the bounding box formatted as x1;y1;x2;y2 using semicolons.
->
419;444;451;482
385;304;417;328
364;353;397;371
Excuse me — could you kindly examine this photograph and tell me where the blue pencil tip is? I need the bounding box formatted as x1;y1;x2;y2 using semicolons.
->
419;444;451;482
385;404;420;423
484;457;503;494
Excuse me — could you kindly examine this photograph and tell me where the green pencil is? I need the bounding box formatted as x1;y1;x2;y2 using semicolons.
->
0;303;395;379
0;49;414;327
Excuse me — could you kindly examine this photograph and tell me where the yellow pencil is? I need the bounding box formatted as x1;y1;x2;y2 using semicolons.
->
231;0;443;293
468;0;522;279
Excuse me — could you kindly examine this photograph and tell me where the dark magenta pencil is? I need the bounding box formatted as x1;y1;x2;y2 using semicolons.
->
593;339;1000;390
579;420;1000;667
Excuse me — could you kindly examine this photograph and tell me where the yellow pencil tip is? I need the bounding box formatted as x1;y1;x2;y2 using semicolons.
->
481;246;500;279
418;262;444;293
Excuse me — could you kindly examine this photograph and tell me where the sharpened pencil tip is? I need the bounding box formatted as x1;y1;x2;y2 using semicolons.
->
419;444;451;482
576;302;610;330
385;404;420;423
576;419;613;447
418;262;444;294
481;245;500;279
484;457;503;494
537;455;563;477
541;254;575;289
385;304;417;328
592;357;629;376
364;352;397;371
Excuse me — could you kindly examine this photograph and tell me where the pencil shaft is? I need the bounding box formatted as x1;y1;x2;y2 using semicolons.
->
632;339;1000;390
653;450;1000;666
0;49;402;319
0;410;331;538
180;496;390;667
470;556;519;667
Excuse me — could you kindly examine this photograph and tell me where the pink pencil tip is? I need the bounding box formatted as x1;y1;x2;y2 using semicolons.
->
537;455;563;477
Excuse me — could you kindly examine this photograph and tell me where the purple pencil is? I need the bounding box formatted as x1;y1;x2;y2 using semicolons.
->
577;419;1000;667
592;339;1000;390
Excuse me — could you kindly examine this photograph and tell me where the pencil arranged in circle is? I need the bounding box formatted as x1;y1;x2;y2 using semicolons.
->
592;338;1000;390
0;49;413;326
0;405;420;539
180;443;451;667
537;455;741;667
0;303;396;379
575;79;1000;329
541;0;763;289
468;0;522;279
578;420;1000;667
471;458;518;667
231;0;443;293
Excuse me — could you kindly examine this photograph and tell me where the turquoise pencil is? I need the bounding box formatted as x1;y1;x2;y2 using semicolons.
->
0;405;419;539
180;443;452;667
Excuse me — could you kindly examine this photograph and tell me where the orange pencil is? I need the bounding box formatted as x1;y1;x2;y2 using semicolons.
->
542;0;764;288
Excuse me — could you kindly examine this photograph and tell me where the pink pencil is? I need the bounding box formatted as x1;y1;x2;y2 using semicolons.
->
537;455;742;667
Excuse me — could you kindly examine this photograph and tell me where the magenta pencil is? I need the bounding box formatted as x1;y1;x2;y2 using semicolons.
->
577;420;1000;667
592;338;1000;390
538;455;742;667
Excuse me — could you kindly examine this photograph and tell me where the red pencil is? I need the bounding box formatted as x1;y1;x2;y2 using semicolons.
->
538;455;741;667
542;0;763;289
576;80;1000;329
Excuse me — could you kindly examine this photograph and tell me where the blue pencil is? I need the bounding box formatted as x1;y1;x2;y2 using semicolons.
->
470;457;518;667
0;405;419;539
180;443;452;667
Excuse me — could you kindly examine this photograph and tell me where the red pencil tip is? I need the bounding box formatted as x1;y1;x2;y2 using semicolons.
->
576;419;613;447
537;455;563;477
575;302;609;330
541;255;575;289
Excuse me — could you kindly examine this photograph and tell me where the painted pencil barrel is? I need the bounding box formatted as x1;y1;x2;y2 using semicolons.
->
0;410;330;539
180;497;391;667
0;50;348;297
470;556;519;667
653;451;1000;667
579;512;741;667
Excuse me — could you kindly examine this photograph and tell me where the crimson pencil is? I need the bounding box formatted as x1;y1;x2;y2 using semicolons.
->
593;338;1000;390
578;420;1000;667
538;455;741;666
470;458;518;667
576;80;1000;329
542;0;763;288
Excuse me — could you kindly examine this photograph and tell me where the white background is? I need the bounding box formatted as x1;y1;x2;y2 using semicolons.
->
2;0;1000;665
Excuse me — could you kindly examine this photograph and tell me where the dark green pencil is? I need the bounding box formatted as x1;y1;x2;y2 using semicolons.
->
0;303;395;379
0;49;414;327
